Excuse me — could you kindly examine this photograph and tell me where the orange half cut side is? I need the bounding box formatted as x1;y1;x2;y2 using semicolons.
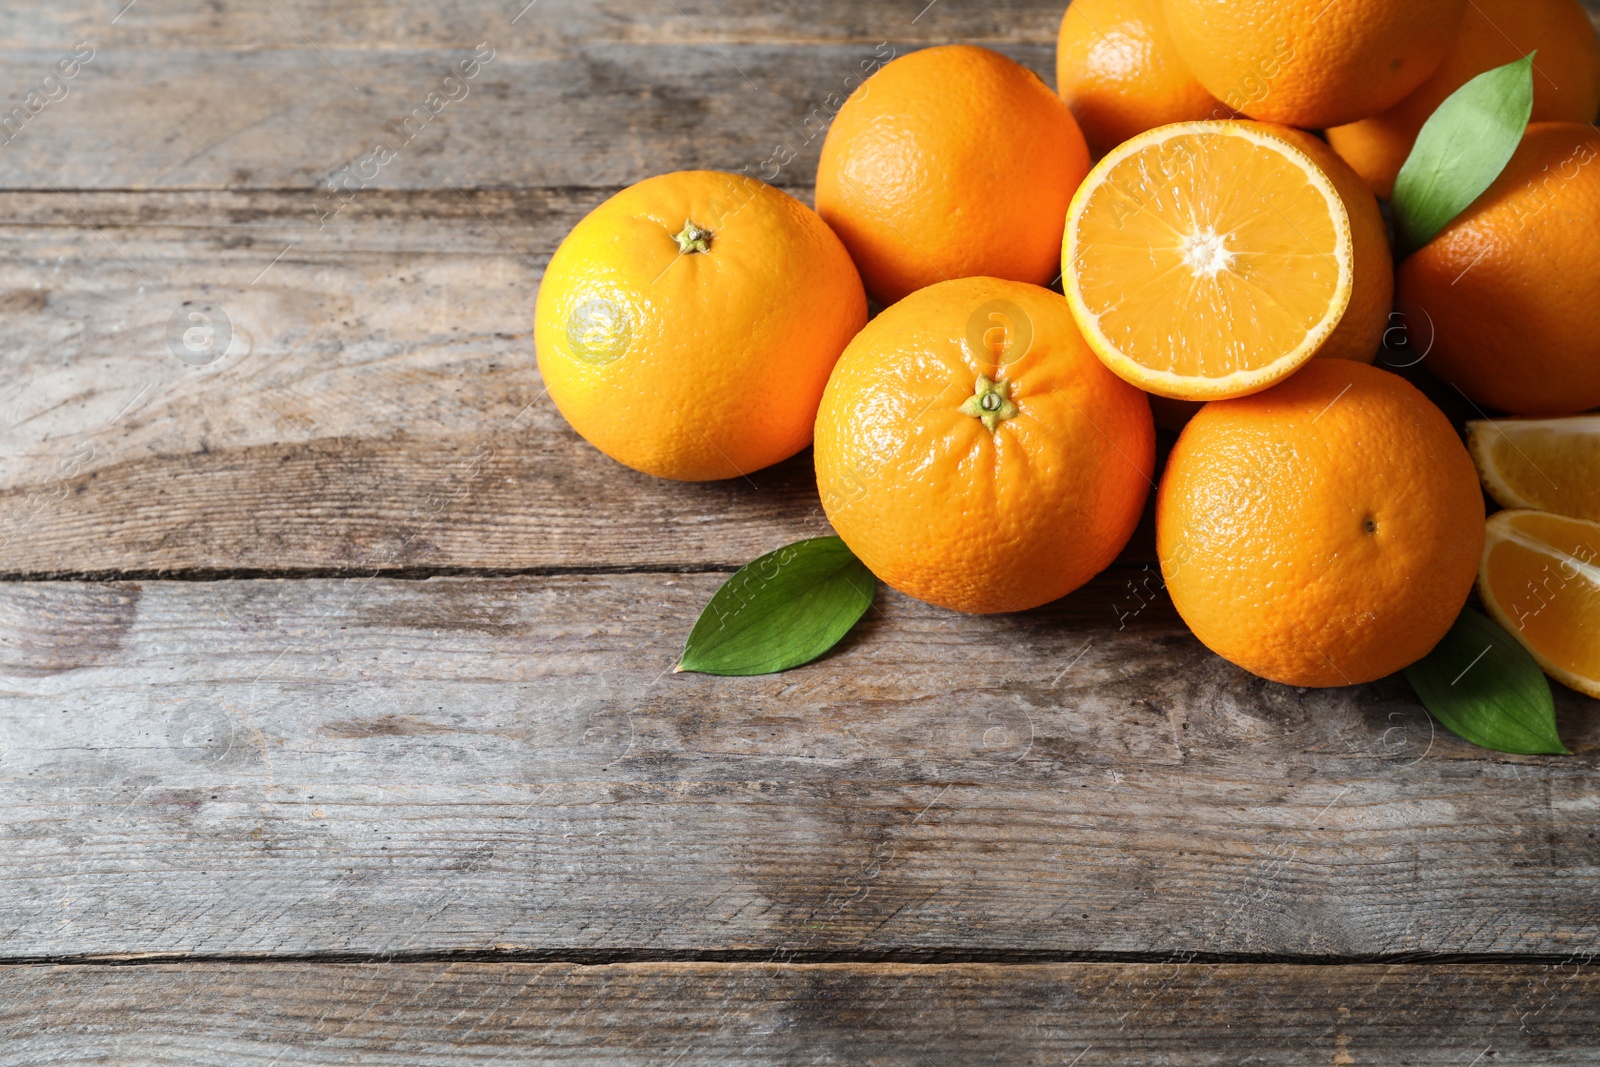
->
1063;121;1353;400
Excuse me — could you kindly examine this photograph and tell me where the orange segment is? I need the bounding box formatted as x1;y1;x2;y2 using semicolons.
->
1063;121;1352;400
1479;509;1600;699
1467;416;1600;522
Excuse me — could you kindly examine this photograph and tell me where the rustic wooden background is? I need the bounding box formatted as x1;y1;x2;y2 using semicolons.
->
2;1;1598;1063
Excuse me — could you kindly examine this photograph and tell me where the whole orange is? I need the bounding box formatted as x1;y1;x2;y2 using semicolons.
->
1161;0;1467;128
815;45;1090;307
1397;122;1600;415
1056;0;1229;157
1259;123;1392;365
815;277;1154;614
1157;360;1483;687
1328;0;1600;198
535;170;866;481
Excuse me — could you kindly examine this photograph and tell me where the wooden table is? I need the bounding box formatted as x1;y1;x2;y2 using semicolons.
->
2;2;1598;1062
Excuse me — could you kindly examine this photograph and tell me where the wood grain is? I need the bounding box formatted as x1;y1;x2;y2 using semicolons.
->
6;0;1594;52
0;188;847;575
2;572;1595;960
4;961;1599;1065
0;39;1051;191
3;0;1069;52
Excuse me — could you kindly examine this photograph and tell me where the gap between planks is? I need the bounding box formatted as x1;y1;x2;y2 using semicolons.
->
9;948;1600;968
0;562;747;583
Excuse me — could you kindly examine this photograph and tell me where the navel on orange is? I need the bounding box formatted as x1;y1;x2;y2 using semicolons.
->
1157;360;1483;688
814;277;1154;615
1479;510;1600;699
535;170;866;481
1063;121;1354;400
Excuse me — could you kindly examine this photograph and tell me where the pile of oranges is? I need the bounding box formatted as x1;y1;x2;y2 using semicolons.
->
536;0;1600;697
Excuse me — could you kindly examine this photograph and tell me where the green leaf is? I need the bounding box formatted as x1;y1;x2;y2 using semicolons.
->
1404;607;1568;755
678;536;875;676
1392;52;1535;254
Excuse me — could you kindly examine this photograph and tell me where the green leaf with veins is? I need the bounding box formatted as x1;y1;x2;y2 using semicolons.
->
1392;53;1535;254
678;536;875;676
1404;607;1567;756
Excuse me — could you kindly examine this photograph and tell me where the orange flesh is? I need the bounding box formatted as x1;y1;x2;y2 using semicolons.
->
1068;125;1350;389
1470;417;1600;522
1481;510;1600;692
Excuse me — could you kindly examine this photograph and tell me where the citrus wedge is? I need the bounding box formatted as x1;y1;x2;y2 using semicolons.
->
1467;416;1600;522
1063;121;1353;400
1479;509;1600;698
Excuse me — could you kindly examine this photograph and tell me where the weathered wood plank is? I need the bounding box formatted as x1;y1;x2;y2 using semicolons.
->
5;0;1595;52
2;0;1068;52
1;572;1595;960
3;961;1599;1065
0;41;1050;190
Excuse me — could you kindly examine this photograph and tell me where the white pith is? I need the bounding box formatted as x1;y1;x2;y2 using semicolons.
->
1181;229;1234;277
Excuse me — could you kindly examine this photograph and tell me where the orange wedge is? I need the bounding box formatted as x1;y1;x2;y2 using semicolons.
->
1467;416;1600;522
1479;509;1600;698
1062;120;1353;400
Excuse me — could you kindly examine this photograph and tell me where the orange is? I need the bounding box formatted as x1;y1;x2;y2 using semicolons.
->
1157;360;1484;688
1328;0;1600;198
535;170;866;481
1467;416;1600;522
1267;124;1392;365
815;45;1090;307
1055;0;1229;157
1479;509;1600;698
1063;121;1354;400
1397;122;1600;416
1161;0;1467;129
814;277;1154;614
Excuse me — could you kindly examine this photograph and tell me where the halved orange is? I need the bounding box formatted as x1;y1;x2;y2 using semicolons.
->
1479;509;1600;698
1063;121;1353;400
1467;416;1600;522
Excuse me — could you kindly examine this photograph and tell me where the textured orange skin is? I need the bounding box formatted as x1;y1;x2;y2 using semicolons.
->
1328;0;1600;198
1056;0;1229;157
1397;123;1600;416
534;171;866;481
1258;124;1392;365
815;278;1154;614
815;46;1091;306
1161;0;1467;128
1157;361;1483;687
